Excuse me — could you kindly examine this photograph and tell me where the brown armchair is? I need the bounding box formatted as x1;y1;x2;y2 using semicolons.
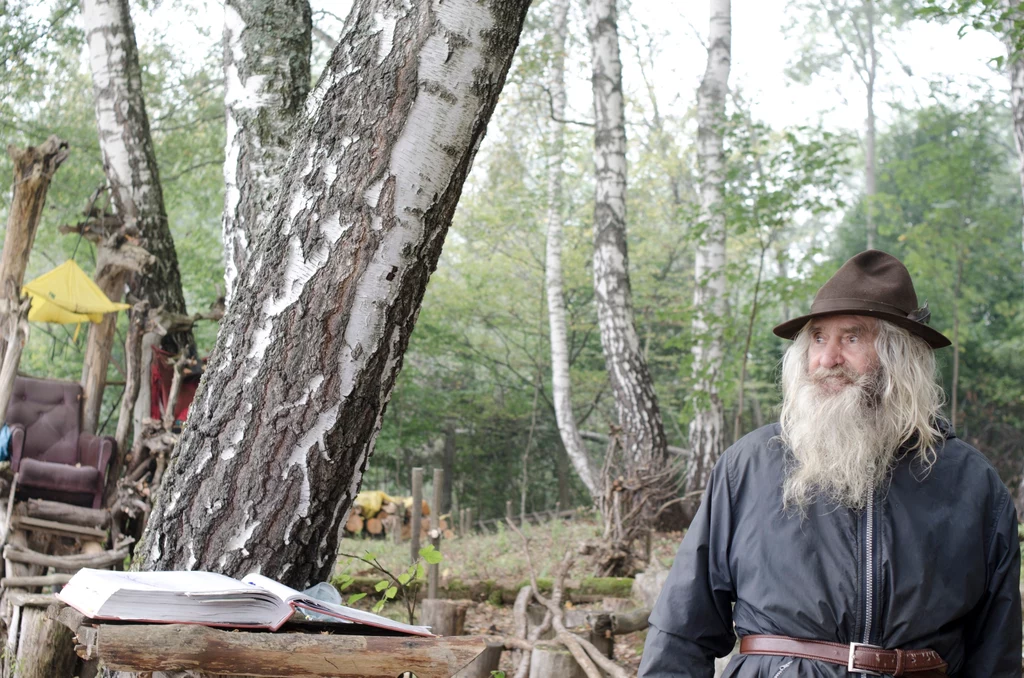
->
5;375;115;509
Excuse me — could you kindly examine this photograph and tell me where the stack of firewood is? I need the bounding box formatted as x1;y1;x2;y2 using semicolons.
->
343;491;451;539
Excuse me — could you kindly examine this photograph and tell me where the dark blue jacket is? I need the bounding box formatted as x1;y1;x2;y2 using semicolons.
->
639;423;1021;677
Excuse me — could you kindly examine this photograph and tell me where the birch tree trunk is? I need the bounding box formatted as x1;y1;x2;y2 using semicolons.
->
864;0;878;251
82;0;193;360
140;0;531;588
588;0;668;473
1003;0;1024;280
546;0;599;498
222;0;312;306
687;0;731;497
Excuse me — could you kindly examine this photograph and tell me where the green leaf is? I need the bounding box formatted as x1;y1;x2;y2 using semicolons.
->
374;580;390;592
416;563;426;579
398;572;412;585
363;551;378;561
347;593;367;605
385;586;398;599
420;545;443;565
372;600;385;613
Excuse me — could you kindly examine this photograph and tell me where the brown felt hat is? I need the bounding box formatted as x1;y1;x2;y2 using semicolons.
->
773;250;951;349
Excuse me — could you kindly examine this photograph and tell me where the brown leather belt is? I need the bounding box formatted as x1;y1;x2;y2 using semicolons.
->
739;634;948;676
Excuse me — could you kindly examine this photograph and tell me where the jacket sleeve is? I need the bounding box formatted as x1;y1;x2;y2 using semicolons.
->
638;456;736;678
960;492;1021;678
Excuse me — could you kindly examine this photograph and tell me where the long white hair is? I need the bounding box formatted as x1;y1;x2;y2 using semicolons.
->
778;318;946;512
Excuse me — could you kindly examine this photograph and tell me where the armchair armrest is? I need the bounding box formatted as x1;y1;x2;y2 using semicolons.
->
78;432;114;477
9;423;24;472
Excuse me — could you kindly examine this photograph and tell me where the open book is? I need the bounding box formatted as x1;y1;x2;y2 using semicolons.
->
57;569;433;636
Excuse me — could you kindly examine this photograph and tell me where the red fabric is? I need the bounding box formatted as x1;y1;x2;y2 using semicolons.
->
150;347;202;423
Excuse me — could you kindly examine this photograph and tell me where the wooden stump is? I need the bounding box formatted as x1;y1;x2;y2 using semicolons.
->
452;639;503;678
14;607;78;678
528;642;586;678
419;599;467;636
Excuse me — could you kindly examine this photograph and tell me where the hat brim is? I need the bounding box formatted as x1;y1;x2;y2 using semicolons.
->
773;308;952;349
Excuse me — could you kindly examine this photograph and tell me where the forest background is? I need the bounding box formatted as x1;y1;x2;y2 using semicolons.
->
3;0;1024;524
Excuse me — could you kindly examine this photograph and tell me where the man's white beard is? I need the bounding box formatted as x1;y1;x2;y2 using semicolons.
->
781;365;902;512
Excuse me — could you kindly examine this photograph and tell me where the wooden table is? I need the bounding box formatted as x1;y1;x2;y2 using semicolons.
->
50;605;489;678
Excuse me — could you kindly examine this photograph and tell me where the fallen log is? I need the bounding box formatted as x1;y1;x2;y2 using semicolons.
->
1;574;73;589
64;621;488;678
4;543;128;570
329;574;634;604
25;499;110;528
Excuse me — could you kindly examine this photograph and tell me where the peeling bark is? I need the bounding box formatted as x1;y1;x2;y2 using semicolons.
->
546;0;599;498
587;0;667;473
141;0;531;588
222;0;312;306
687;0;731;497
82;0;192;354
0;137;68;365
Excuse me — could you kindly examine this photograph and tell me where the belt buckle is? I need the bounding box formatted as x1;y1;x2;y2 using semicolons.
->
848;642;882;675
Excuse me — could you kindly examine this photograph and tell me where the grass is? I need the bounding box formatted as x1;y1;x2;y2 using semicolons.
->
333;515;685;589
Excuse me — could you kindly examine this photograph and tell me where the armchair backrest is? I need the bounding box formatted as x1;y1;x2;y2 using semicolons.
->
6;375;82;466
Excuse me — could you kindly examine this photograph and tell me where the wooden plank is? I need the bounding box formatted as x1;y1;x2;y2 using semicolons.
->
11;516;107;541
91;624;487;678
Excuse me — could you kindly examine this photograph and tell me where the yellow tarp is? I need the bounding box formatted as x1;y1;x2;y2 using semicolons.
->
22;260;129;324
354;491;396;519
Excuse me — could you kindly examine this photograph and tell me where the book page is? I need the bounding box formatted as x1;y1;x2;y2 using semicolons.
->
240;573;305;603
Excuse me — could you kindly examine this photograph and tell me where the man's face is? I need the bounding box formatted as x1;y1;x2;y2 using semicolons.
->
806;314;879;394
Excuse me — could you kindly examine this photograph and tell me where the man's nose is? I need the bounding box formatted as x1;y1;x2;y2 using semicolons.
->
818;341;843;368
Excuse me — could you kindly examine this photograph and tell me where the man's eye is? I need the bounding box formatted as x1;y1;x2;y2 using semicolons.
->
849;335;858;343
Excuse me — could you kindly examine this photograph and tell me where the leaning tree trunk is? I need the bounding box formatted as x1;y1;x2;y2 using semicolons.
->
687;0;731;498
82;0;193;398
546;0;599;498
222;0;312;306
140;0;531;588
588;0;668;475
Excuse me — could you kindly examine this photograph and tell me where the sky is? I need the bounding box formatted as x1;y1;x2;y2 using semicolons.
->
136;0;1010;146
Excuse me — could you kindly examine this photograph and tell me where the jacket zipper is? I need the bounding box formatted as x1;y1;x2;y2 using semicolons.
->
862;492;876;645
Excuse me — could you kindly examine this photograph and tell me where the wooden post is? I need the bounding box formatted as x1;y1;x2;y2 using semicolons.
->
506;499;513;526
410;467;423;562
465;507;473;536
528;642;586;678
419;599;467;636
459;508;466;537
427;529;441;600
428;468;444;599
0;137;69;321
432;468;444;533
453;639;503;678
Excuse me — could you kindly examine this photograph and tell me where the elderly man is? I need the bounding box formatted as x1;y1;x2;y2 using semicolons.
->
639;251;1021;677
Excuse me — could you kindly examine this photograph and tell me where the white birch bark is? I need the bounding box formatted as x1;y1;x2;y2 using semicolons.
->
687;0;731;496
864;0;878;250
588;0;668;471
82;0;192;431
222;0;312;306
141;0;531;588
1003;0;1024;281
546;0;598;497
